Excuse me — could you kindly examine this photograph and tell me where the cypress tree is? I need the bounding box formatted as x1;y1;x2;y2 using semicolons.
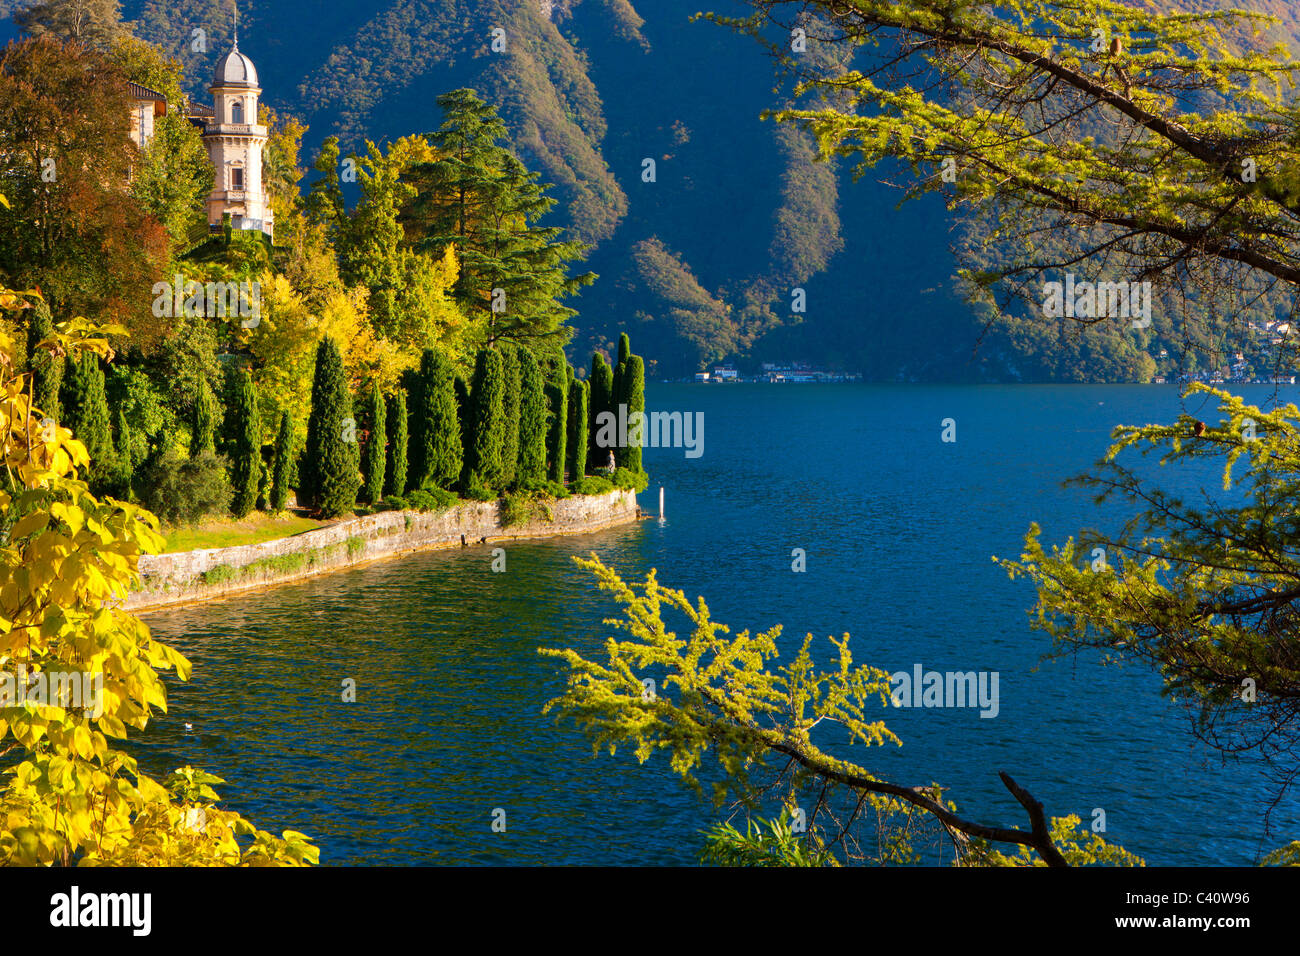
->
618;354;646;473
589;352;614;459
567;377;588;481
67;351;113;482
517;349;547;482
453;373;471;460
499;344;521;489
465;348;508;491
304;336;358;517
361;382;386;503
413;349;462;490
385;389;408;498
617;332;631;370
192;376;217;457
216;362;241;461
27;299;62;422
545;358;568;484
230;368;262;518
270;410;293;512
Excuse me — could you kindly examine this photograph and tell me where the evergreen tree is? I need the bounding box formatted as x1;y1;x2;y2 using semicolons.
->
618;354;646;474
229;368;261;518
499;344;521;489
385;389;408;498
216;363;241;461
545;358;568;484
66;351;113;486
191;376;217;457
361;382;386;504
589;352;614;459
454;374;471;447
617;333;631;370
517;350;548;483
26;299;62;422
567;378;588;481
270;411;293;512
401;89;595;349
303;336;358;517
413;349;463;490
465;348;508;491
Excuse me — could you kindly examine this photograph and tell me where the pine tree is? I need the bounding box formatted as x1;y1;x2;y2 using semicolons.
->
568;378;588;481
270;411;293;512
191;376;217;457
229;368;262;518
304;336;358;517
466;348;508;491
400;89;594;349
413;349;462;490
618;354;646;474
499;344;521;490
26;299;62;422
546;358;568;484
67;351;113;486
517;350;548;483
361;382;386;504
589;352;614;461
385;389;408;498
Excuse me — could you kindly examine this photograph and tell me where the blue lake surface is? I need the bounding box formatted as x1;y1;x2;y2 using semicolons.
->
136;383;1300;865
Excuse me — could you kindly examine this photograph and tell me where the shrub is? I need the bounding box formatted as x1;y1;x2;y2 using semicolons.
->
407;484;459;513
612;466;649;493
139;448;233;526
573;475;614;496
501;491;554;528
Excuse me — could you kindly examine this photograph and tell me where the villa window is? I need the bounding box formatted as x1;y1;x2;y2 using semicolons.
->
231;167;244;190
232;101;244;124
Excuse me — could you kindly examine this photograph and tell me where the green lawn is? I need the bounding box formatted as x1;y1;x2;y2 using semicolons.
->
163;514;326;553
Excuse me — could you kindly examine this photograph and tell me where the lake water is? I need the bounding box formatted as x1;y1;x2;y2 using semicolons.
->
136;383;1300;865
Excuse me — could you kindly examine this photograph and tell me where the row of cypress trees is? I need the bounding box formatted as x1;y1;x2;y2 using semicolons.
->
589;332;647;473
296;333;645;519
26;305;647;524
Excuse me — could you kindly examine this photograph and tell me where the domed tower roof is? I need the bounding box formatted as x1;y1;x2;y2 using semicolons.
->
212;44;258;89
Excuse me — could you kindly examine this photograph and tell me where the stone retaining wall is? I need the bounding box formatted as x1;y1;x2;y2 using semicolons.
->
128;489;640;611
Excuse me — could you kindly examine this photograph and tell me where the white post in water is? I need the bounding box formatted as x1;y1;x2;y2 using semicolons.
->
659;486;665;519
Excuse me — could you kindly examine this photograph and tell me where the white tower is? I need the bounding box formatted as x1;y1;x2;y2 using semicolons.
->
202;32;272;239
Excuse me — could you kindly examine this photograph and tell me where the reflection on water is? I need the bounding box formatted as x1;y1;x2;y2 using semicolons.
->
140;384;1300;865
